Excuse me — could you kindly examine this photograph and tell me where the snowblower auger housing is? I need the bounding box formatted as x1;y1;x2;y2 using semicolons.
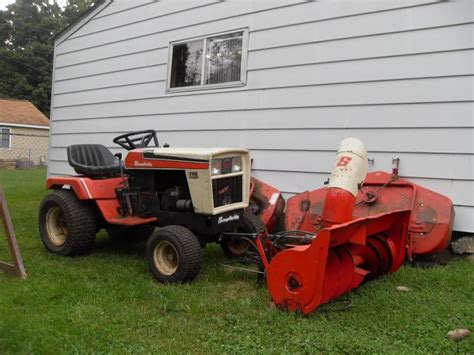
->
40;130;254;283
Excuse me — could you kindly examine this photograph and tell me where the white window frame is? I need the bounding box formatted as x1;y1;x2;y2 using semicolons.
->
166;28;249;93
0;127;11;150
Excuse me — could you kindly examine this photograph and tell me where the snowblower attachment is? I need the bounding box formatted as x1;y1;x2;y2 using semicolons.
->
254;138;454;315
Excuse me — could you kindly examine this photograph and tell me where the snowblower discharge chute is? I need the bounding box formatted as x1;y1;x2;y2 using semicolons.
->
252;138;454;315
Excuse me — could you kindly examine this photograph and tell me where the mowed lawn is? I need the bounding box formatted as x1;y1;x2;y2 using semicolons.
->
0;168;472;353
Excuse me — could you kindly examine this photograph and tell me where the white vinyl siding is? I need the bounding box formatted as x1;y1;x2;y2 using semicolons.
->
49;0;474;232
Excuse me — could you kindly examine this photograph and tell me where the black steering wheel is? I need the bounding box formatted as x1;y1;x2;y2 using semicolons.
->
113;130;159;150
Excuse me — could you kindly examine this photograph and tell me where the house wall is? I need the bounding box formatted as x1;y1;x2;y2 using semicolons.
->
0;127;49;165
48;0;474;232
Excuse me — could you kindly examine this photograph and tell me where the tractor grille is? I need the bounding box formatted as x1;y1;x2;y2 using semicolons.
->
212;175;243;208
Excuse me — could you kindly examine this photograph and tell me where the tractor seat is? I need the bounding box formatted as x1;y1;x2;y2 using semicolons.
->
67;144;121;178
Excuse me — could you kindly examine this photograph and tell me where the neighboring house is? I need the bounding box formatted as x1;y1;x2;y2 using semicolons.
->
48;0;474;232
0;99;50;166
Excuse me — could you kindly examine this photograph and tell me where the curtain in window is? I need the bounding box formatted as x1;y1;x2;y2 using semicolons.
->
170;40;203;88
1;128;9;148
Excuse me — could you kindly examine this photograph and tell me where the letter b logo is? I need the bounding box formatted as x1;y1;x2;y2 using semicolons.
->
337;156;352;167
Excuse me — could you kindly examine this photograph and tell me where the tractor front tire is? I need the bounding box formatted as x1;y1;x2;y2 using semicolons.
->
106;224;155;243
221;212;265;259
146;225;203;283
38;190;96;256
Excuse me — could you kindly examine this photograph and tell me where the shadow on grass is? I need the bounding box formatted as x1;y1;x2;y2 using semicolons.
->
91;234;227;260
90;233;235;274
92;234;147;258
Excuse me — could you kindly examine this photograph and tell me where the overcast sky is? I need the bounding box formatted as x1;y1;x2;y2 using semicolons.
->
0;0;69;10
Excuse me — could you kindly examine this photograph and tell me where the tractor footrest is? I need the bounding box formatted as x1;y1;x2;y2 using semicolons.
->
107;216;157;226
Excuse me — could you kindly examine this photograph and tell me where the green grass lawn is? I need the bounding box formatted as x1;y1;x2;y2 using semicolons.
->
0;168;472;353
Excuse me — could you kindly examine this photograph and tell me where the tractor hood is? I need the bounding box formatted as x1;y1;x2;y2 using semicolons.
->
123;146;252;215
138;147;249;161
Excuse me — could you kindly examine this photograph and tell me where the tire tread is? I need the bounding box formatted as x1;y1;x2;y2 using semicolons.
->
147;225;203;283
39;190;96;256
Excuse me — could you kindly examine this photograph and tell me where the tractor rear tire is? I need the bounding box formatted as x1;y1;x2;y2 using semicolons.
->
221;212;265;259
106;224;155;243
146;225;203;283
38;189;96;256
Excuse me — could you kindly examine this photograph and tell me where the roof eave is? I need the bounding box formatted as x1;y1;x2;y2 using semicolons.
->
0;122;50;130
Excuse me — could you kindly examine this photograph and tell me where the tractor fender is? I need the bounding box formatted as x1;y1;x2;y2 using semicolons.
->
46;176;123;200
47;176;94;200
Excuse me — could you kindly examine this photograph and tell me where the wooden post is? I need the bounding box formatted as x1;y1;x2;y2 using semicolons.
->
0;187;27;279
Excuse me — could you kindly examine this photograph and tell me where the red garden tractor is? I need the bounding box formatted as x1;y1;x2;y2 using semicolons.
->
39;130;262;283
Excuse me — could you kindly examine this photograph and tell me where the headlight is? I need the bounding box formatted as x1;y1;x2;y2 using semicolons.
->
232;156;242;172
211;159;221;175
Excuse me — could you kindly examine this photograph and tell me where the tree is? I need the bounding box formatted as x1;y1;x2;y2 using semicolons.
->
0;0;94;117
61;0;95;27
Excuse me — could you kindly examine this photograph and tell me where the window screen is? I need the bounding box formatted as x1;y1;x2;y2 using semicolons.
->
206;33;243;85
0;128;10;149
169;30;246;90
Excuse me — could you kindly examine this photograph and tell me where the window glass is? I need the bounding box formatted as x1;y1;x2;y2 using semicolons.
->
170;39;203;88
206;32;243;85
1;128;10;149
